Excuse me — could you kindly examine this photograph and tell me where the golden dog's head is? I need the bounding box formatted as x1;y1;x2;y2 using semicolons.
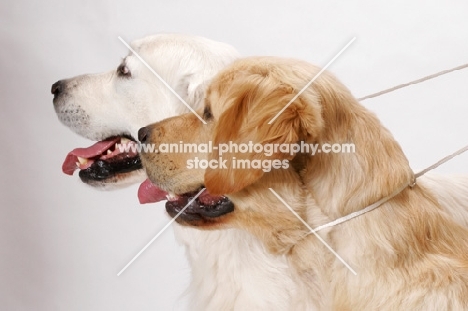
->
138;57;346;252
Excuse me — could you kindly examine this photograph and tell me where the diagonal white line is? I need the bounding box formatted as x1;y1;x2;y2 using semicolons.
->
117;188;206;276
118;36;207;125
268;188;357;275
268;37;356;124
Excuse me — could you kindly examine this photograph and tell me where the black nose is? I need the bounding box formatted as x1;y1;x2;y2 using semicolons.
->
51;80;63;97
138;126;150;143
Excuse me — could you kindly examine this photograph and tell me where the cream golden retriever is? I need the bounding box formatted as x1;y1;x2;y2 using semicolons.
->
138;57;468;310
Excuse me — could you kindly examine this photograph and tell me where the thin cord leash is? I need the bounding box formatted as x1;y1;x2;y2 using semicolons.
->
312;62;468;232
313;144;468;232
414;145;468;179
357;63;468;101
312;183;408;232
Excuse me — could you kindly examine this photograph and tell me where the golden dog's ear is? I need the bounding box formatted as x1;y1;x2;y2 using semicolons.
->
204;75;324;195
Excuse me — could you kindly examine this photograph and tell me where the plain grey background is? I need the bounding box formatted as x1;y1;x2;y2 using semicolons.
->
1;0;468;310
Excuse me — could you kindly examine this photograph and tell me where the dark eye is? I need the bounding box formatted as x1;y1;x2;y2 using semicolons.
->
117;64;131;77
203;106;213;120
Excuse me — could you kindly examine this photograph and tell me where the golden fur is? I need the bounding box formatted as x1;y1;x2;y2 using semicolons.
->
140;57;468;310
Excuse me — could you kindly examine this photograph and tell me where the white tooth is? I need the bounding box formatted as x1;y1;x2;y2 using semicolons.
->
107;150;112;155
120;137;131;144
77;157;88;165
166;192;178;200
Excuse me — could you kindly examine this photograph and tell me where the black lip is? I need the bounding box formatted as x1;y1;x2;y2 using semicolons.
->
166;194;234;223
79;154;142;182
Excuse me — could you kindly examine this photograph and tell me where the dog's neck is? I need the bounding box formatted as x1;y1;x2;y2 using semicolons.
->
284;91;417;306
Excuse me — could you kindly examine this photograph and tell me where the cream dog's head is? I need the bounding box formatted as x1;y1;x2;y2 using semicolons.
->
53;34;239;189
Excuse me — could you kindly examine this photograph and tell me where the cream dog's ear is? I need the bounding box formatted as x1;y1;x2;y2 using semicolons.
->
204;74;324;195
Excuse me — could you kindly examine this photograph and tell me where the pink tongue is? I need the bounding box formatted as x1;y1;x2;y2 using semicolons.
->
138;179;168;204
62;137;121;175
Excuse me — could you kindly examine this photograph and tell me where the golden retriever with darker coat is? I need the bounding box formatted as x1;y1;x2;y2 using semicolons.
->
138;57;468;310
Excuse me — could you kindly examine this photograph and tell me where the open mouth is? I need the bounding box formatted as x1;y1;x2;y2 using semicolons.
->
62;136;142;183
138;179;234;223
